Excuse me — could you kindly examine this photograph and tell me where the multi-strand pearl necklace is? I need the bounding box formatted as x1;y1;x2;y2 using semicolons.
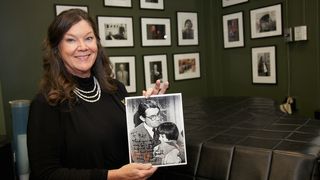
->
73;76;101;103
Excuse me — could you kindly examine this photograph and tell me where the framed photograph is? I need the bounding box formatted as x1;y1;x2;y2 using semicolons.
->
223;11;244;48
177;12;199;46
141;18;171;46
97;16;134;47
109;56;136;93
222;0;249;7
104;0;132;8
250;4;282;39
251;46;277;84
126;93;187;167
143;54;168;89
173;52;200;81
140;0;164;10
55;4;88;15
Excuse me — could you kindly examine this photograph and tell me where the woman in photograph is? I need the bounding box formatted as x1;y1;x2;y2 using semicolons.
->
27;9;169;180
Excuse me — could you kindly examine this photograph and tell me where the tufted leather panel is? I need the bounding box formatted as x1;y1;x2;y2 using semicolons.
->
156;97;320;180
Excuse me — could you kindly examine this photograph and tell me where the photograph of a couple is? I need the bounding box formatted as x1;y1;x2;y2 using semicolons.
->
125;93;187;167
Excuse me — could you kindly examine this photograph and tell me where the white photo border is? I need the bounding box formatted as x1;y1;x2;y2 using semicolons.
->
250;4;282;39
104;0;132;8
222;0;249;7
55;4;88;15
177;12;199;46
97;16;134;47
143;54;168;89
109;56;136;93
140;0;164;10
251;46;277;84
141;17;171;47
223;11;244;48
173;52;201;81
125;93;187;167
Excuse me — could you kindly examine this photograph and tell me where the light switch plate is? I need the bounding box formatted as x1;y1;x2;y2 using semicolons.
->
294;26;307;41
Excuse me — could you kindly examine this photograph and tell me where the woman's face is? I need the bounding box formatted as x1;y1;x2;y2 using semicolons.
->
58;19;98;78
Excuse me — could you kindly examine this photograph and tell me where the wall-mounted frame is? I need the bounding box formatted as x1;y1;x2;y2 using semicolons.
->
97;16;134;47
55;4;88;15
140;0;164;10
104;0;132;8
251;46;277;84
109;56;136;93
223;11;244;48
143;54;168;89
177;12;199;46
250;4;282;39
141;17;171;47
222;0;249;7
173;52;200;81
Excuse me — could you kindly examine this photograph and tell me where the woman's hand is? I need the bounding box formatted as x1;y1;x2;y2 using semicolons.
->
142;80;169;97
107;163;157;180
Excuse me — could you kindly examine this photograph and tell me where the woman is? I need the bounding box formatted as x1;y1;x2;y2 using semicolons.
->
27;9;169;180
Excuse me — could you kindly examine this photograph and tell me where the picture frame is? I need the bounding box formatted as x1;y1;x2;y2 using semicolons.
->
140;0;164;10
173;52;201;81
104;0;132;8
222;0;249;7
143;54;168;89
250;4;282;39
125;93;187;167
222;11;244;48
109;56;136;93
55;4;88;15
97;16;134;47
141;18;171;47
177;12;199;46
251;46;277;84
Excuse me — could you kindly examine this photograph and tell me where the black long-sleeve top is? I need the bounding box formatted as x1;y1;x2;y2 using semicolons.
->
27;76;129;180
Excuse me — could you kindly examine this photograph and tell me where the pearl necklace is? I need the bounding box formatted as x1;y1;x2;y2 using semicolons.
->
73;76;101;103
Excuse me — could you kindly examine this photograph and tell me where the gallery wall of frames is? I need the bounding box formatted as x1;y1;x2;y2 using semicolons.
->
55;0;201;93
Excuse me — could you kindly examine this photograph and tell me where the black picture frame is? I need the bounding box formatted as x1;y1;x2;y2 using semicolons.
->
251;46;277;84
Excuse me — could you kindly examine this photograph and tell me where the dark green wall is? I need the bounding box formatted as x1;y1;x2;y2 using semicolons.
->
1;0;319;136
0;0;207;136
211;0;320;117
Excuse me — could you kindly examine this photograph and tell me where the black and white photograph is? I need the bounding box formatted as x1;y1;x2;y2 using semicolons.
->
97;16;134;47
223;11;244;48
109;56;136;93
141;18;171;46
177;12;199;46
104;0;132;8
222;0;249;7
126;93;187;167
143;54;168;89
250;4;282;39
173;52;201;81
251;46;277;84
140;0;164;10
55;4;88;15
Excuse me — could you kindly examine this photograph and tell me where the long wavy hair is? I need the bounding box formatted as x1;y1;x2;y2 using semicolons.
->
40;9;116;106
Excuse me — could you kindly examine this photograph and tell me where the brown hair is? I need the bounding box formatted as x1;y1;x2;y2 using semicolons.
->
40;9;116;105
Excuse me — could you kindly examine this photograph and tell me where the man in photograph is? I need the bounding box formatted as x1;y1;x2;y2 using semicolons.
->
116;63;129;85
150;62;162;83
182;19;194;39
259;14;276;32
130;100;163;163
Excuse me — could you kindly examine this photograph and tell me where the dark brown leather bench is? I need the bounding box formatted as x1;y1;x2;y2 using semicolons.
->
155;97;320;180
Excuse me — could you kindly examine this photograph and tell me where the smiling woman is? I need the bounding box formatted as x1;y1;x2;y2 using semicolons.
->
58;20;98;78
27;9;168;180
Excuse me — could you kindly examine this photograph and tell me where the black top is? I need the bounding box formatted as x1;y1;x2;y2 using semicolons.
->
27;76;129;180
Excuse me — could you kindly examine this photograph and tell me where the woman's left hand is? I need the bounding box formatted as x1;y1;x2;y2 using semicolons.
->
143;80;169;97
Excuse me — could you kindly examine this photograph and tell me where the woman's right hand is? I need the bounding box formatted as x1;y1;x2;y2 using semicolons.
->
107;163;157;180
